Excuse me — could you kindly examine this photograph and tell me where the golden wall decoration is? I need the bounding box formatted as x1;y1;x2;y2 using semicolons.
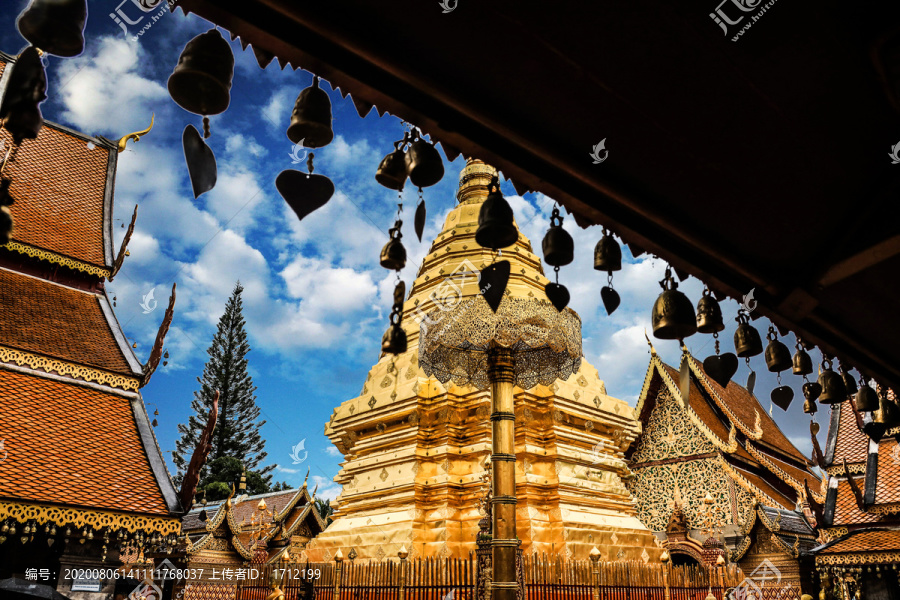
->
2;241;111;278
0;500;180;534
631;389;717;462
0;346;140;391
629;457;755;532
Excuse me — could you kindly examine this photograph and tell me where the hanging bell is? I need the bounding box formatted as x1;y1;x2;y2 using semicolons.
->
818;360;847;405
167;29;235;126
734;312;762;358
874;391;900;429
803;397;817;415
16;0;87;57
380;223;406;271
764;328;791;373
405;134;444;188
696;289;724;334
381;315;407;355
0;46;47;145
651;268;697;340
287;77;333;148
542;207;574;267
792;345;813;376
856;383;879;412
593;231;621;272
375;141;408;191
475;176;518;250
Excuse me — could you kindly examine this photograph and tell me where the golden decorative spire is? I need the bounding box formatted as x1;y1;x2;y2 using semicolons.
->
117;114;154;153
456;158;498;204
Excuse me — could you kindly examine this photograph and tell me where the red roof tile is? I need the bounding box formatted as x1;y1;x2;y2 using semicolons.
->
819;529;900;554
0;118;110;268
874;439;900;505
831;479;882;526
833;400;868;464
0;369;169;515
0;268;136;376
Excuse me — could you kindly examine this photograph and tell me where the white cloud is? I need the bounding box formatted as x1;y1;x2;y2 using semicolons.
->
324;446;342;457
55;37;168;135
262;88;295;132
276;465;302;474
281;257;377;316
311;475;342;501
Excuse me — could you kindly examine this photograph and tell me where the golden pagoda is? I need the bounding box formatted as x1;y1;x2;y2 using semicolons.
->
303;159;661;562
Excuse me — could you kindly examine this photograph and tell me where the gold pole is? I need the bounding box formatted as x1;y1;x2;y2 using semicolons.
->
398;546;409;600
488;345;517;600
589;547;600;600
333;550;343;600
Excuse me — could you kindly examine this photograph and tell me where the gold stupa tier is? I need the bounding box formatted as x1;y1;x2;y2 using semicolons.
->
303;160;660;562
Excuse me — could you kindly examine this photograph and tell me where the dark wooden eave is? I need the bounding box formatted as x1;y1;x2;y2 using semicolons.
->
170;0;900;389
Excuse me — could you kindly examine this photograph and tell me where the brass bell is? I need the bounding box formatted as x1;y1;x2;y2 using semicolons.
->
792;346;813;376
16;0;86;57
764;328;791;373
874;390;900;429
405;135;444;188
651;268;696;340
475;176;517;250
856;383;878;412
818;360;847;405
287;77;333;148
696;289;724;334
168;29;235;119
375;142;408;191
734;313;762;358
542;207;574;267
380;223;406;271
803;398;817;415
381;319;407;355
593;231;621;272
0;46;47;145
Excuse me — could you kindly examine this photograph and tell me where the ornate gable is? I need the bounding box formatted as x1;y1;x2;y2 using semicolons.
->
632;386;716;463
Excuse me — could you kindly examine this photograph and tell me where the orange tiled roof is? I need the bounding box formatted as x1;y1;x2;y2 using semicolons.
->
0;268;137;376
832;400;868;465
689;356;807;464
729;463;795;509
0;368;169;515
874;439;900;505
819;529;900;554
0;107;111;268
831;478;882;526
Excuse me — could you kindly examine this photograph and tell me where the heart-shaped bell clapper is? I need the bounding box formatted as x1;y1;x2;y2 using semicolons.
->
183;124;217;198
771;385;794;411
545;282;570;312
276;153;335;222
745;358;756;395
479;260;510;313
601;273;620;315
703;352;738;389
414;195;426;242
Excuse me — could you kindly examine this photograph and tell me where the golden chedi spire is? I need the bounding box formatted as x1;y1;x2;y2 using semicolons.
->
309;160;659;563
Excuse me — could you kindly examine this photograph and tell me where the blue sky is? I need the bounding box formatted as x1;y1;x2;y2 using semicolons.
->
2;1;826;500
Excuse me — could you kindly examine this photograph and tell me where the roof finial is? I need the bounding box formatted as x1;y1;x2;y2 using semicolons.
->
117;114;154;153
644;329;656;356
303;468;309;487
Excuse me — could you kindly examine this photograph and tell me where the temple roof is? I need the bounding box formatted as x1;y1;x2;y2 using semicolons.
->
0;367;178;516
184;486;325;562
0;54;117;275
814;528;900;556
632;354;820;510
0;267;142;380
826;400;869;467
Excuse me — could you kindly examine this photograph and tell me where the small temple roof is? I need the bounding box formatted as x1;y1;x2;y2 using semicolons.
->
814;528;900;556
0;368;178;516
0;268;142;379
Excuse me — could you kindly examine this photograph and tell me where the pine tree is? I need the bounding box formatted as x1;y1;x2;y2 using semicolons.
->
172;282;272;489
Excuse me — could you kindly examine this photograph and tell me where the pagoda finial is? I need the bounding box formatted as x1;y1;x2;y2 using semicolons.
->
644;330;657;356
117;114;154;153
456;158;498;204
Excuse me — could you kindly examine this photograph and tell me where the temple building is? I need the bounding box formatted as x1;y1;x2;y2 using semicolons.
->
0;50;180;596
625;352;819;596
180;483;326;567
303;159;661;563
809;396;900;599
